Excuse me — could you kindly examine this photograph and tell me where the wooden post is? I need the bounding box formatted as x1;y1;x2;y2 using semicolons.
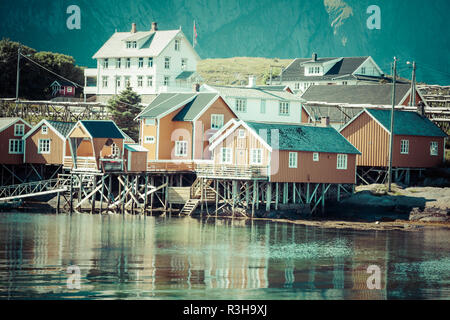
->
215;180;219;214
56;192;60;214
164;175;169;211
99;174;105;214
283;183;288;204
266;183;272;212
275;182;279;210
78;174;82;205
143;174;148;215
245;181;250;209
69;173;73;214
108;174;112;208
306;183;310;204
150;176;154;215
201;178;204;216
91;175;97;214
256;181;259;210
337;184;341;202
252;180;256;218
118;174;122;214
321;184;325;214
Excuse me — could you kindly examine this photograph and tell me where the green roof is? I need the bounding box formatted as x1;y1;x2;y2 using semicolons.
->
138;93;196;118
245;121;361;154
80;120;124;139
176;71;195;80
172;93;218;121
47;120;76;138
366;109;447;137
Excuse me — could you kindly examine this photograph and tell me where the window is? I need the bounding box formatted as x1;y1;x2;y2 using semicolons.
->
313;152;319;162
144;118;155;126
125;76;131;87
116;58;121;68
337;154;347;170
181;58;187;70
41;125;48;134
111;143;120;157
103;58;108;69
175;39;180;51
116;76;121;88
294;83;300;90
279;102;290;115
137;76;143;87
430;141;438;156
260;100;266;114
238;129;246;138
164;57;170;69
175;141;188;157
400;140;409;154
235;99;247;112
148;57;153;68
211;114;224;129
288;152;298;168
361;67;366;74
250;149;263;165
138;57;144;68
308;66;320;74
14;124;25;136
147;76;153;87
164;76;170;86
126;41;137;49
342;81;348;85
8;139;23;154
125;58;131;68
102;76;108;88
38;139;50;154
220;148;232;164
144;136;155;144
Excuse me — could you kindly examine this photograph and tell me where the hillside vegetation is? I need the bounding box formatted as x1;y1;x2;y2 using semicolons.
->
197;57;293;86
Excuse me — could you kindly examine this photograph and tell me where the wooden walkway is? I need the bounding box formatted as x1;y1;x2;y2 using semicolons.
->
0;177;69;202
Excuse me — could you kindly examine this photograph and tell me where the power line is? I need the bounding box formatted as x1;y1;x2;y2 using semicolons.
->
20;53;83;88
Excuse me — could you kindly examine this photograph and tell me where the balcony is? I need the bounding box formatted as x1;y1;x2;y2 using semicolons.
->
147;160;195;172
63;156;98;171
195;164;269;180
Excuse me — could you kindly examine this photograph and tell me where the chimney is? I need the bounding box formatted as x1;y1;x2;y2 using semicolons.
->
312;52;317;61
417;101;425;117
151;22;158;32
320;116;330;127
247;75;256;88
193;83;200;92
131;23;137;33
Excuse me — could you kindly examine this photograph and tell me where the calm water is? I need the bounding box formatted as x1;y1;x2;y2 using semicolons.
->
0;212;449;300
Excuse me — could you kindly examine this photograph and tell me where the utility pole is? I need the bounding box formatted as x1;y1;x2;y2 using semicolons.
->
407;61;416;106
387;57;397;192
15;45;21;101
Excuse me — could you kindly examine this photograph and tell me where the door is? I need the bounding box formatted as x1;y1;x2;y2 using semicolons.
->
235;149;247;166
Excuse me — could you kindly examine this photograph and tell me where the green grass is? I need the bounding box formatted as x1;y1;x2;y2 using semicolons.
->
197;57;293;86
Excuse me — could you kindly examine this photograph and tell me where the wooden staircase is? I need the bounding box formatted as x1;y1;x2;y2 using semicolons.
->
179;199;200;215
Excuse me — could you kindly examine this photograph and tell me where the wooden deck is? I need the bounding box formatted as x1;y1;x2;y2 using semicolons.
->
147;160;195;172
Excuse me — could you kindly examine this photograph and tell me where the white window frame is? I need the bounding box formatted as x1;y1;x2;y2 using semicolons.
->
220;147;232;164
400;139;409;154
103;58;108;69
163;76;170;86
116;58;121;69
138;57;144;68
211;114;224;130
361;67;366;74
313;152;319;162
164;57;170;69
14;124;25;136
238;129;246;138
430;141;438;156
250;148;263;165
116;76;121;88
279;102;290;116
102;76;108;88
147;76;153;87
111;143;120;157
175;141;188;157
41;125;48;135
137;76;143;87
144;118;155;126
175;39;180;51
235;99;247;113
8;139;23;154
337;154;348;170
181;58;187;70
288;152;298;168
148;57;153;68
125;58;131;68
38;139;51;154
144;136;155;144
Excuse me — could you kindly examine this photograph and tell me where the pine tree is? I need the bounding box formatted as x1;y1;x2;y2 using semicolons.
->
106;85;141;141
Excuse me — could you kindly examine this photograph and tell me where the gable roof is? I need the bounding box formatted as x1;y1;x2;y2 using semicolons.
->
172;93;220;121
301;84;411;106
176;71;196;80
0;117;32;133
124;144;148;152
202;84;303;102
245;121;361;154
364;109;447;137
278;56;386;82
46;120;76;137
137;93;197;119
92;29;200;60
303;105;363;125
79;120;125;139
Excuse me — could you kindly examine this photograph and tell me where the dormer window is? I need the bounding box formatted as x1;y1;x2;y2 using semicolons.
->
175;39;180;51
308;66;320;74
361;67;366;74
126;41;137;49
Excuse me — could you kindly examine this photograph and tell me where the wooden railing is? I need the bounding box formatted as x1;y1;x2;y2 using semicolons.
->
147;161;195;172
195;164;269;180
63;156;98;171
100;158;123;171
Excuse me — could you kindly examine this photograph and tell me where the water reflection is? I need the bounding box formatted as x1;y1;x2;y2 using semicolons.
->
0;213;448;299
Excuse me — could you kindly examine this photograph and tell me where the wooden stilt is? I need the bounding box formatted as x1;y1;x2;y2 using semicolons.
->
143;174;148;214
91;175;97;214
275;182;279;210
56;191;60;214
99;174;105;214
266;183;272;212
69;173;73;214
252;180;256;218
150;176;154;215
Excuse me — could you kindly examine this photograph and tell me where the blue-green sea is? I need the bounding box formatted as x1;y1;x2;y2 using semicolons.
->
0;213;448;299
